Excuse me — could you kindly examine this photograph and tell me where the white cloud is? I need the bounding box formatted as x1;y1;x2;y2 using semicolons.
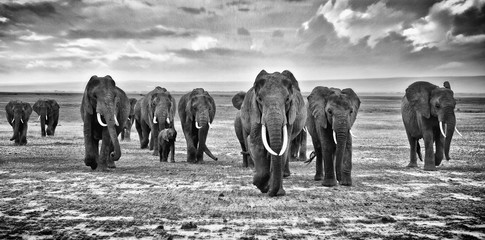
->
19;31;53;41
403;0;485;50
26;60;73;70
434;61;465;70
58;38;101;48
308;0;407;47
0;16;8;23
191;36;218;51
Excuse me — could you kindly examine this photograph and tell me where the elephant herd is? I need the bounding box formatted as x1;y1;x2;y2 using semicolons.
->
4;71;460;197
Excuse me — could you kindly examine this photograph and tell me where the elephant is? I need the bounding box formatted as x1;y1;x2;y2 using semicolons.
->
121;98;137;141
178;88;218;163
158;128;177;162
33;99;60;137
5;100;32;145
232;91;254;168
240;70;306;196
136;87;176;156
289;128;307;162
306;86;360;187
80;75;130;171
401;81;460;171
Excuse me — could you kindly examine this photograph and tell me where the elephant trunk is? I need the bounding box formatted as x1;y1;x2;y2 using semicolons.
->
101;104;121;161
334;124;349;179
40;114;46;137
197;118;217;160
264;117;287;196
11;116;21;141
443;110;456;161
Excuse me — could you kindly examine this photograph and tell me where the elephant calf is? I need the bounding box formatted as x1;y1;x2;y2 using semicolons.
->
5;100;32;145
158;128;177;162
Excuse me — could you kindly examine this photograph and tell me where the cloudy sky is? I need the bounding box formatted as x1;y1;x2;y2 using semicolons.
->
0;0;484;91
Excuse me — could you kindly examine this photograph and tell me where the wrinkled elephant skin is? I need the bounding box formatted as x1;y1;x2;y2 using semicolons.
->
5;100;32;145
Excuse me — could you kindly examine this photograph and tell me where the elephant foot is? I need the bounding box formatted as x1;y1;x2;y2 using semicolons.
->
84;157;97;170
170;159;175;163
283;171;291;178
340;177;352;186
268;187;286;197
434;157;443;166
153;151;159;156
406;162;418;168
253;176;270;193
423;165;437;171
314;174;323;181
322;178;338;187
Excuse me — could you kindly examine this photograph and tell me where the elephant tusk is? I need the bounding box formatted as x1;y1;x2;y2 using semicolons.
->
114;114;119;126
455;127;462;136
97;113;108;127
127;117;131;121
38;116;40;121
166;117;170;124
195;121;202;129
332;131;337;145
11;119;14;124
20;119;24;124
350;130;357;138
279;125;288;156
261;124;278;156
439;121;446;138
208;122;212;128
303;126;308;133
153;116;158;124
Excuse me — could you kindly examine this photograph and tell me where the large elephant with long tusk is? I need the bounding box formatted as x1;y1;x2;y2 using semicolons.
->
401;81;461;171
178;88;217;163
137;87;176;156
5;100;32;145
306;86;360;187
240;70;306;197
80;75;130;171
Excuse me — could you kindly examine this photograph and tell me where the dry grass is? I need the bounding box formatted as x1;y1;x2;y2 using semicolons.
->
0;93;484;239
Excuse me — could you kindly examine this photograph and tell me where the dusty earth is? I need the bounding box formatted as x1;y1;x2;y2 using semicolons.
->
0;92;484;239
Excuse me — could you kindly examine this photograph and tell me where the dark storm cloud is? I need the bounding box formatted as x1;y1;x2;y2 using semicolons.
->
0;1;57;18
179;6;206;15
175;48;261;59
67;27;192;39
347;0;441;17
452;5;485;36
237;27;250;36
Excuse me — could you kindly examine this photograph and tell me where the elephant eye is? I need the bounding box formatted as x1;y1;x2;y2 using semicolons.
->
327;109;333;115
256;96;262;104
350;109;353;114
285;97;291;104
435;103;441;109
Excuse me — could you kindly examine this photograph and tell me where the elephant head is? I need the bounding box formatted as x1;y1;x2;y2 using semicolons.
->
150;88;176;130
307;87;360;185
82;75;125;162
244;70;306;196
122;98;137;140
33;99;59;136
5;100;32;145
405;81;457;161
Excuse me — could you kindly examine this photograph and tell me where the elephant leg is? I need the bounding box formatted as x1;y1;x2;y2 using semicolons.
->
312;137;323;181
434;128;444;166
107;141;116;169
84;131;98;170
283;157;290;178
160;144;168;162
135;120;143;145
340;137;352;186
140;121;150;149
121;129;125;140
406;131;419;168
170;141;175;163
20;124;28;145
249;136;270;193
150;124;159;154
423;131;437;171
299;131;308;162
239;140;249;168
322;135;337;187
97;131;110;171
183;127;197;163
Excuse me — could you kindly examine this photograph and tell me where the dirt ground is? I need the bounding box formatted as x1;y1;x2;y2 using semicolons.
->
0;92;484;239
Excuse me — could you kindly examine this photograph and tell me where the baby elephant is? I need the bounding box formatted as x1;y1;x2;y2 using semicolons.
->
158;128;177;162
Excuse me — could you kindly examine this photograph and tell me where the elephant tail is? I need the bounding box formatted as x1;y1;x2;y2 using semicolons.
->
304;151;316;164
416;140;423;162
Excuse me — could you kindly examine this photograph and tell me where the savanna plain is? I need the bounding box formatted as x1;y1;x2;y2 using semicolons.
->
0;92;484;239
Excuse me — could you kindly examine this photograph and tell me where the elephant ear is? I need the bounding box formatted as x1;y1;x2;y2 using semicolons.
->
82;75;98;115
251;70;268;124
23;103;32;118
282;70;300;92
168;93;177;123
204;92;216;123
33;100;41;114
342;88;360;127
48;100;60;112
405;81;437;119
308;86;333;129
232;91;246;110
185;95;194;122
